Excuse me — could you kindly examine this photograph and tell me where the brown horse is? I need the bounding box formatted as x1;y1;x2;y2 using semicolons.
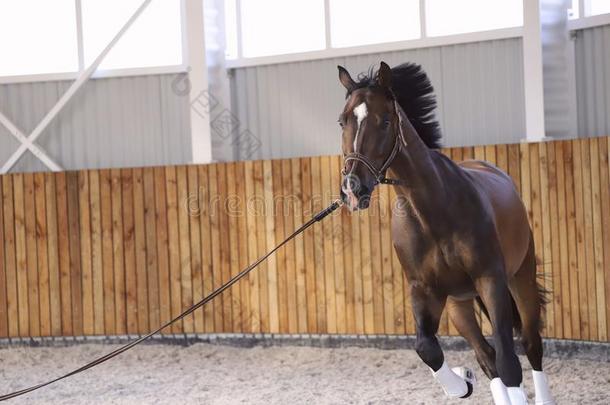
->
337;62;555;405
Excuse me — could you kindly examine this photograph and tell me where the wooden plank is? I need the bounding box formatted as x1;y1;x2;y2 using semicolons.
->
546;142;563;338
580;139;598;339
34;173;50;337
78;171;94;335
121;169;138;334
165;166;182;333
589;138;607;340
563;142;581;339
270;160;287;333
55;173;72;335
154;167;171;331
538;143;555;337
207;164;224;332
282;159;299;333
0;176;8;337
133;168;149;334
369;187;385;334
144;168;160;331
261;160;278;332
291;158;307;333
186;165;203;332
330;156;346;334
24;174;41;336
599;137;610;339
234;162;250;332
310;157;327;333
508;144;521;193
300;158;318;333
360;189;374;334
99;170;115;335
496;144;508;173
89;170;105;335
216;163;233;332
388;184;406;335
554;142;572;338
253;161;270;332
197;165;214;333
13;174;30;336
110;169;126;335
320;156;337;333
176;166;194;332
244;161;260;333
43;173;61;337
225;162;242;332
571;140;589;339
350;187;365;335
340;169;356;334
2;176;18;337
66;172;83;336
379;181;395;335
529;143;546;334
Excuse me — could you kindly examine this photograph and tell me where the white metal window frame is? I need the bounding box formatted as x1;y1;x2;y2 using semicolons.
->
0;0;189;85
226;0;610;69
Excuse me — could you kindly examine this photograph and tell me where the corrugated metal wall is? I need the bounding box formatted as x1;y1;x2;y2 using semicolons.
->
575;25;610;137
226;38;526;161
0;74;192;173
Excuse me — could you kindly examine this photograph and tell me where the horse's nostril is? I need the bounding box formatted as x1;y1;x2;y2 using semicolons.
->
342;175;361;193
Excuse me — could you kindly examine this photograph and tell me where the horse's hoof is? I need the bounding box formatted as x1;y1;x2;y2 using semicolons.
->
460;381;474;399
451;366;476;398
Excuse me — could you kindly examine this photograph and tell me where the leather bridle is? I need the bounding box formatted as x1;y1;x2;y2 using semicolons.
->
341;98;407;186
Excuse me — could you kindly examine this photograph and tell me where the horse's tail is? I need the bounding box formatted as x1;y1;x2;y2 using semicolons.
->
475;294;523;334
475;275;548;335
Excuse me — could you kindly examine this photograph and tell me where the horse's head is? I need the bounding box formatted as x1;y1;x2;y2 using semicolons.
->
338;61;402;211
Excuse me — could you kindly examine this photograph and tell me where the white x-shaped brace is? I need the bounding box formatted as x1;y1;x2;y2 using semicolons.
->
0;0;152;174
0;111;62;172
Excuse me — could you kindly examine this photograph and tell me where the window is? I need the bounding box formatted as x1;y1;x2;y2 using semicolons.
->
425;0;523;37
588;0;610;16
568;0;580;19
329;0;420;48
81;0;183;71
0;0;78;77
240;0;326;58
224;0;239;59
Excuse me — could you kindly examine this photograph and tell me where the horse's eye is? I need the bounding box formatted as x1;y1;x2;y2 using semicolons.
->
383;119;391;129
338;120;345;129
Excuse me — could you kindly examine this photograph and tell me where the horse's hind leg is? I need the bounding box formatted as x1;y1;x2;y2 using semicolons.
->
447;298;498;380
474;265;528;404
509;236;555;405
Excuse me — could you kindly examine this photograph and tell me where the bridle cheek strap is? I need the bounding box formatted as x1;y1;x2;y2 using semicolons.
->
342;99;407;186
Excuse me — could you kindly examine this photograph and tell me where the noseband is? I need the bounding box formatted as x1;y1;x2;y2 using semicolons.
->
342;99;407;186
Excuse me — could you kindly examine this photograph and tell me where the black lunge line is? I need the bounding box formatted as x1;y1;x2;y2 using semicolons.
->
0;200;343;402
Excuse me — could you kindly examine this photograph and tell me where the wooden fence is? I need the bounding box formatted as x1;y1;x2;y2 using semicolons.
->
0;137;609;342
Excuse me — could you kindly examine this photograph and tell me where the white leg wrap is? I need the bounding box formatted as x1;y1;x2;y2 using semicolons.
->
532;370;555;405
430;361;468;398
507;386;529;405
490;378;512;405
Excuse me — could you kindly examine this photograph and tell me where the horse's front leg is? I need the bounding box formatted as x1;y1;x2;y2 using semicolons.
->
475;267;527;405
410;285;473;399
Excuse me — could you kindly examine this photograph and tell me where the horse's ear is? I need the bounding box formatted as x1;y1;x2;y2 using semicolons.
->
338;65;356;91
377;61;392;89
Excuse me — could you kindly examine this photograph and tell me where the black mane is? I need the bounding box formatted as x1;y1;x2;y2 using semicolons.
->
349;63;442;149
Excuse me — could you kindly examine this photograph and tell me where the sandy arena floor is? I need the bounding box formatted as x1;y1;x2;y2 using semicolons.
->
1;343;609;404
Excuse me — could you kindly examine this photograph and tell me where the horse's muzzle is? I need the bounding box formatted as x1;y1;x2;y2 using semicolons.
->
341;175;372;211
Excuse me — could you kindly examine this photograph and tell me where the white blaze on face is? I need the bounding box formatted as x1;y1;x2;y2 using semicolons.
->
353;102;368;151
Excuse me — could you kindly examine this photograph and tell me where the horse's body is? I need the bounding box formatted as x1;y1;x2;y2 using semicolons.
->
337;62;554;405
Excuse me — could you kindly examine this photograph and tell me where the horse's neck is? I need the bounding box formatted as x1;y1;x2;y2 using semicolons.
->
388;115;444;197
